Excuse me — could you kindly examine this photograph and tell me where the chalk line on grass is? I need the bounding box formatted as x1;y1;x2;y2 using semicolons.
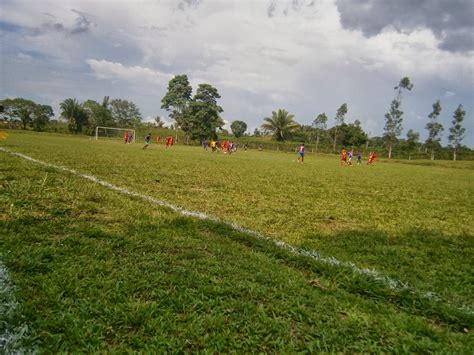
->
0;261;30;353
1;147;472;316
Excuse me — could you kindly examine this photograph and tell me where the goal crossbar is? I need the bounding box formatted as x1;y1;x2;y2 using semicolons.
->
95;126;136;143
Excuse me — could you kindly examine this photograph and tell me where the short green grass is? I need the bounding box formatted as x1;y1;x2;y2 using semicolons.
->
1;131;473;352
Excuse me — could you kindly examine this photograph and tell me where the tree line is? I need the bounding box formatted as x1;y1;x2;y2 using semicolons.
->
0;96;144;135
254;77;467;161
0;76;469;160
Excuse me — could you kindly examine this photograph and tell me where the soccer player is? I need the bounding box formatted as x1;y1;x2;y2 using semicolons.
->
156;135;161;145
371;151;377;164
297;143;305;163
347;150;353;166
143;133;151;149
357;150;362;165
341;148;347;165
123;131;129;144
368;151;377;165
210;140;217;152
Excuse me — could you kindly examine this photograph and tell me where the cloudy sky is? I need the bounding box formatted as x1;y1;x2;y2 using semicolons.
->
1;0;473;145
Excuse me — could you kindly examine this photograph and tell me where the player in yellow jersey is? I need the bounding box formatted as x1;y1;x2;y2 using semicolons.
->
0;131;9;140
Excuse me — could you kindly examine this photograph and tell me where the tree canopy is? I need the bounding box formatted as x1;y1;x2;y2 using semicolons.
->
231;120;247;138
332;103;348;152
60;98;88;134
0;98;53;131
161;74;192;134
425;100;444;160
110;99;142;127
186;83;224;141
448;104;466;160
261;109;299;142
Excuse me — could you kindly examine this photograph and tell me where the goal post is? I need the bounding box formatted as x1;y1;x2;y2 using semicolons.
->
95;126;136;143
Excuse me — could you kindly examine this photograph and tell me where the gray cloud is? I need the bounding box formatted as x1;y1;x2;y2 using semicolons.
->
267;0;317;18
267;1;276;18
336;0;474;53
178;0;202;11
38;9;94;35
70;9;94;34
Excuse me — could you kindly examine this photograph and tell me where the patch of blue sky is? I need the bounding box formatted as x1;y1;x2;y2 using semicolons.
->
0;21;23;33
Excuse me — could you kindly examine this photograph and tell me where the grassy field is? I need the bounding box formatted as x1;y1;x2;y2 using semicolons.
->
1;131;473;352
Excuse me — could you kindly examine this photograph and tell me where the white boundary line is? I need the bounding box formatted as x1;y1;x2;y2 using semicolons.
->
1;147;472;316
0;261;30;353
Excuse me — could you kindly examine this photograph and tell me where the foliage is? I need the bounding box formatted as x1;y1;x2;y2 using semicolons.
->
312;113;327;152
405;129;420;158
313;113;328;131
395;77;414;101
448;104;466;161
0;98;53;131
383;99;403;157
384;77;414;158
110;99;142;128
60;98;88;134
261;109;299;142
332;103;348;152
186;84;224;141
230;120;247;138
338;120;368;148
425;100;444;160
33;105;54;131
161;74;192;134
82;97;114;134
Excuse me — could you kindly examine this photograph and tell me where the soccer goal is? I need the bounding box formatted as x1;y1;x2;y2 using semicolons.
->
95;126;136;143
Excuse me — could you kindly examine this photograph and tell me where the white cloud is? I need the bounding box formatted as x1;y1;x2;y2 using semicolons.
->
16;52;33;62
86;59;172;85
1;0;473;145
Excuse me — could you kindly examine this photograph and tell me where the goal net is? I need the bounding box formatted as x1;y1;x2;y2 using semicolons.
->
95;126;136;143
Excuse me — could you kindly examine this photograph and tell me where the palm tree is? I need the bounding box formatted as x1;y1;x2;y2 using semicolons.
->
60;98;87;133
261;109;299;142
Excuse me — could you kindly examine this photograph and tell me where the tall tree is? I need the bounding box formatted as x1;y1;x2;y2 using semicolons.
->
313;112;327;153
186;83;224;141
383;100;403;159
0;98;36;129
394;77;414;102
110;99;142;127
341;120;368;148
332;103;348;152
60;98;88;134
161;74;193;141
384;77;414;159
425;100;444;160
83;97;114;134
448;104;466;161
261;109;299;142
32;105;54;131
231;120;247;138
0;98;54;131
406;129;420;160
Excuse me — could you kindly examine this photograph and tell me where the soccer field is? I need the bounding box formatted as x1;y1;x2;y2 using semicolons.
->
1;131;473;352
